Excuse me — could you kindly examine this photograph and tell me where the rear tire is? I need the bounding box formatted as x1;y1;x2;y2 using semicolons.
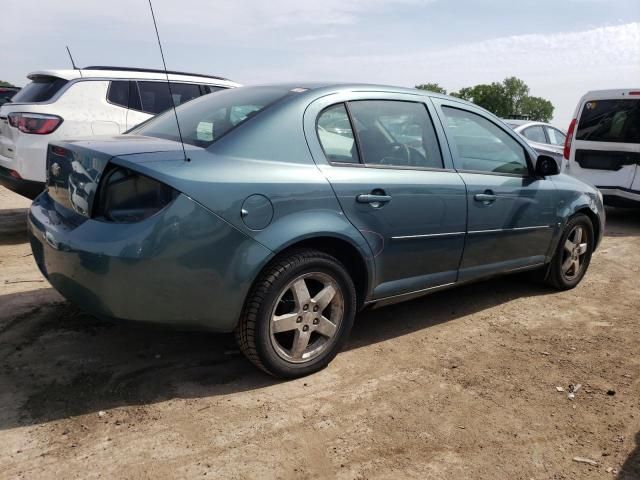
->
236;249;357;378
545;214;594;290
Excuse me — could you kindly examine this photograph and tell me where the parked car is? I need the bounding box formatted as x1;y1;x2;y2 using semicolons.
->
28;84;605;378
504;119;566;169
0;66;239;199
0;86;20;106
564;89;640;206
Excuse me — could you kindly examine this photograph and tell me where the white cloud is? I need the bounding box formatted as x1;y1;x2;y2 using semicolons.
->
2;0;637;127
246;22;639;126
295;33;340;42
3;0;435;31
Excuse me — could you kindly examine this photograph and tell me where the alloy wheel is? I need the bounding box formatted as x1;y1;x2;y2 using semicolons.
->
561;225;589;280
269;272;344;364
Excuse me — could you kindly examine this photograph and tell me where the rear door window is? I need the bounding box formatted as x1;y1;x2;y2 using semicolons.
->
136;81;174;114
168;82;202;106
577;99;640;144
10;76;68;103
202;85;224;95
107;80;129;108
347;100;443;169
545;127;566;146
522;125;546;143
317;104;360;164
136;81;204;115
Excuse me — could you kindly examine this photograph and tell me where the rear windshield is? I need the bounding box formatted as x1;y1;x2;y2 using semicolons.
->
0;89;18;105
10;76;68;103
577;99;640;144
132;86;291;148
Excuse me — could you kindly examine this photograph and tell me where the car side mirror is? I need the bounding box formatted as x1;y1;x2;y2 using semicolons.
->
535;155;559;177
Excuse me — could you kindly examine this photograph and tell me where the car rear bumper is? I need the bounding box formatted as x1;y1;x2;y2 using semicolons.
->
0;166;44;199
28;191;273;332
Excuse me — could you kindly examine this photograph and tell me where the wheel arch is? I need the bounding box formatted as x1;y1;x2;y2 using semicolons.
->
252;233;373;311
557;189;604;252
574;206;601;251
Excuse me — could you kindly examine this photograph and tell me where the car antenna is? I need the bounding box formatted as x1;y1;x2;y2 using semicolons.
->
65;46;82;78
147;0;190;162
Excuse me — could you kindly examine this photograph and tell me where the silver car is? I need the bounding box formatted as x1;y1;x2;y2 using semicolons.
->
504;119;566;169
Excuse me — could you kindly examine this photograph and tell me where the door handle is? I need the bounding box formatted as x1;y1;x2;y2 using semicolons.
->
474;191;497;204
356;194;392;204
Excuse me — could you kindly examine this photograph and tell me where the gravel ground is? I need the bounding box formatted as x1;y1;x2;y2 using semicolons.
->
0;185;638;479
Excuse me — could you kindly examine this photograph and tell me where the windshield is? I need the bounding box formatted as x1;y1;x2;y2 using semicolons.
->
132;86;292;148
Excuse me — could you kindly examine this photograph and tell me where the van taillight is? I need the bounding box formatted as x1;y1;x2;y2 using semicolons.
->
564;118;576;160
629;91;640;96
7;113;63;135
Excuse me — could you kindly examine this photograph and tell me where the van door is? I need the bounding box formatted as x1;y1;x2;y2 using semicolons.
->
569;98;640;193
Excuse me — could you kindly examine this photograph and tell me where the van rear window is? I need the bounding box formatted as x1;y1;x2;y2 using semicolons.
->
10;76;68;103
576;99;640;144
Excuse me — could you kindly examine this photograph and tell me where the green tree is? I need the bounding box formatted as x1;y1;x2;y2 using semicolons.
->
520;96;554;122
415;83;447;95
450;86;474;101
451;82;510;117
0;80;15;87
451;77;554;121
502;76;530;117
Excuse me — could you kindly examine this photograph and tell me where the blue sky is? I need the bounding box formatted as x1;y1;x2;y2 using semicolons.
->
3;0;639;127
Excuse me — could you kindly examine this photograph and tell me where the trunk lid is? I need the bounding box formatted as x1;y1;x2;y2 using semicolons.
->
45;135;189;216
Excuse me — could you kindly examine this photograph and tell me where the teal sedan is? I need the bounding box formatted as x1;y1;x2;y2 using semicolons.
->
28;84;605;378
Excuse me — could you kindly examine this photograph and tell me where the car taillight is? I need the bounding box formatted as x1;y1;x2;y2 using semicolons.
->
94;166;178;223
563;118;576;160
7;112;63;135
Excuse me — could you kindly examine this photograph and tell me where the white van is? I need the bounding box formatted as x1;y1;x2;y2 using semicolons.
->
0;66;239;198
564;89;640;206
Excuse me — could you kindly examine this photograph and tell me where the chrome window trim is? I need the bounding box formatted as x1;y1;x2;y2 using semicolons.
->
456;168;530;178
326;162;457;173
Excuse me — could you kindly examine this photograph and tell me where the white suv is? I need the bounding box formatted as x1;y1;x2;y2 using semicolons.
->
564;89;640;206
0;66;239;198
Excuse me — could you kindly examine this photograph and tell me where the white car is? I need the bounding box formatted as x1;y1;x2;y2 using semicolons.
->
0;66;239;198
503;119;566;169
564;89;640;206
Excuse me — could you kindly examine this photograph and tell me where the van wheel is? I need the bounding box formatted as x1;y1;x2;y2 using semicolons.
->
546;214;594;290
236;249;356;378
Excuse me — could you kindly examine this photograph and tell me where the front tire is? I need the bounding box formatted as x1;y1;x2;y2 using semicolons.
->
236;249;357;378
545;214;594;290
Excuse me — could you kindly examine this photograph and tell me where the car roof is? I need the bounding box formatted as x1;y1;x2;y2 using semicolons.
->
580;89;640;100
502;119;530;126
502;119;561;129
26;67;240;87
246;82;477;106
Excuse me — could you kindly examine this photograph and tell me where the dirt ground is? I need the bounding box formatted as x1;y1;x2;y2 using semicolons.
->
0;185;638;480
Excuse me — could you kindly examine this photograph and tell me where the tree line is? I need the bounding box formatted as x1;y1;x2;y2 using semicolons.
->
415;77;554;122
